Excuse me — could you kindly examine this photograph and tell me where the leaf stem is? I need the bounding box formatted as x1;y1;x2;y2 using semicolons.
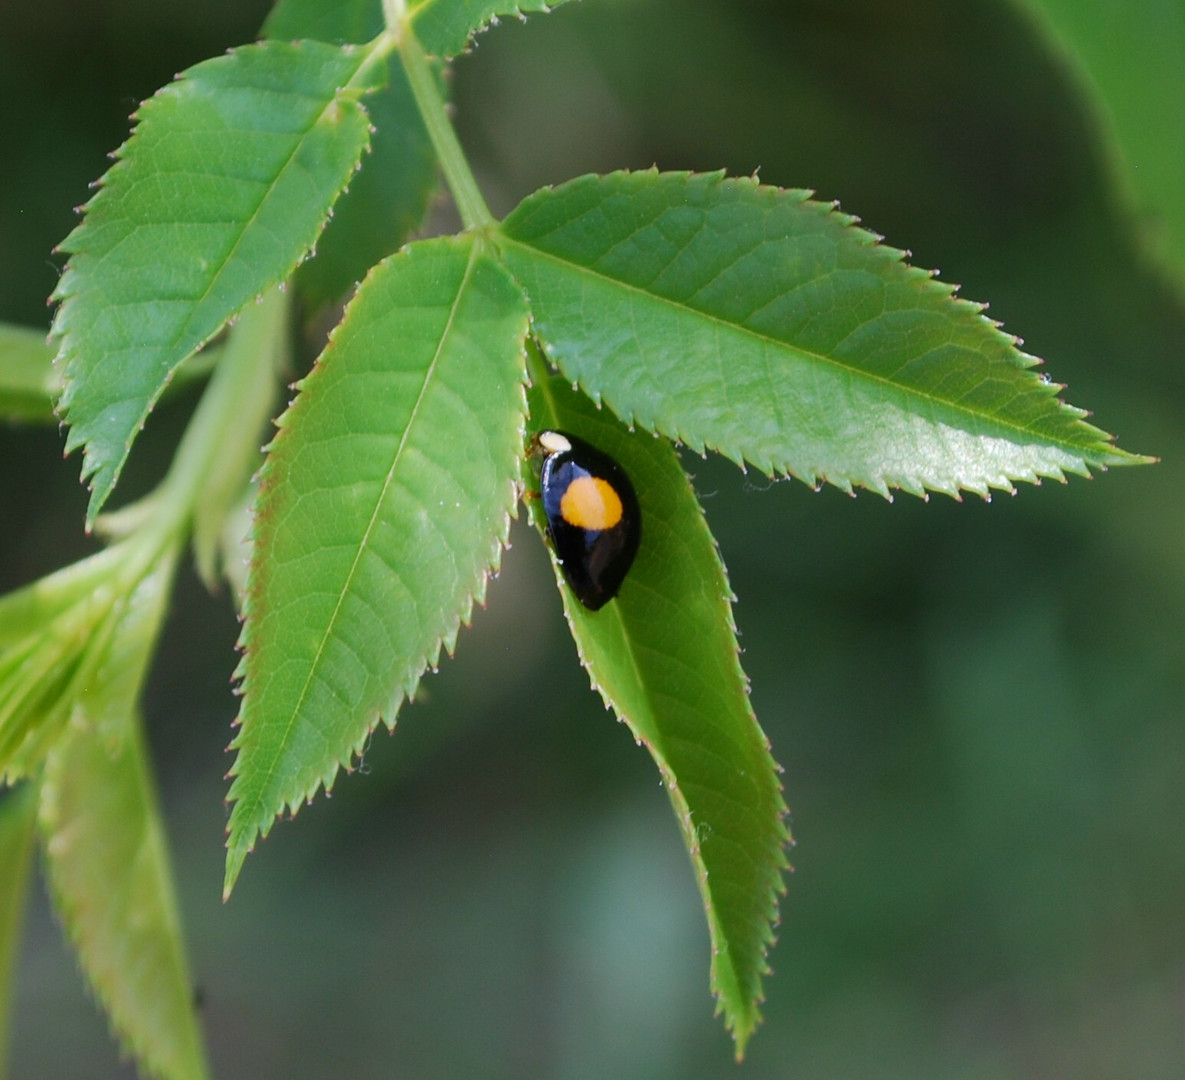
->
381;0;407;30
158;289;287;536
400;32;495;231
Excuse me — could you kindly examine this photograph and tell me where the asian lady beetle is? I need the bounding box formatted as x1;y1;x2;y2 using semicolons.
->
536;430;641;611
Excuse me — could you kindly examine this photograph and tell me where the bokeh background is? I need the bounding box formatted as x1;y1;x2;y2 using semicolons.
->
2;0;1183;1077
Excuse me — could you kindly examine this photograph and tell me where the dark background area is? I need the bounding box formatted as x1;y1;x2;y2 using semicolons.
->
2;1;1183;1077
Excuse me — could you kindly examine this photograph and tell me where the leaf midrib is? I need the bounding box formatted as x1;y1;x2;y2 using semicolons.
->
499;236;1111;459
70;45;370;500
242;239;481;825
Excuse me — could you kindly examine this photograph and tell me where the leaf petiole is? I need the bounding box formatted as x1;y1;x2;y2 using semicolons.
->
400;31;495;231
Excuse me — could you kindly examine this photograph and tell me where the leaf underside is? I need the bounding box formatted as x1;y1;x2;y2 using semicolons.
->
224;235;529;895
501;170;1146;499
0;547;127;784
526;376;789;1056
52;39;377;522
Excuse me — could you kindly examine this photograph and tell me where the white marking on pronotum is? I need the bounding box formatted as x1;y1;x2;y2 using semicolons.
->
538;430;571;454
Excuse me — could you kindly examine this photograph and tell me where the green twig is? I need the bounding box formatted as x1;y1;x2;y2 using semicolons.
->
400;32;495;231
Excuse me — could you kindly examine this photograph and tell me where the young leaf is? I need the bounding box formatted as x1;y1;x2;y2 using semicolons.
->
225;235;529;895
40;623;210;1080
0;322;57;423
501;170;1148;499
191;289;287;591
0;547;127;782
1018;1;1185;289
410;0;577;58
525;375;789;1056
52;39;382;523
0;784;37;1076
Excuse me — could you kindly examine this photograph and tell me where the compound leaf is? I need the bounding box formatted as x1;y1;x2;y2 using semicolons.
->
501;170;1148;499
225;236;529;895
293;53;441;311
526;375;789;1056
52;39;380;522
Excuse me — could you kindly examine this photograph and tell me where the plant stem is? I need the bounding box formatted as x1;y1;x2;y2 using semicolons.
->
400;32;495;231
381;0;407;31
148;288;288;552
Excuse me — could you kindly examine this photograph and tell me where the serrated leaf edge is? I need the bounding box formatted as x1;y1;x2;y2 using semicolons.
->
223;239;529;893
525;414;790;1053
502;169;1145;500
49;39;377;521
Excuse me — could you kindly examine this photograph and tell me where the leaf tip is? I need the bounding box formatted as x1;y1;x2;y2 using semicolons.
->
222;832;252;901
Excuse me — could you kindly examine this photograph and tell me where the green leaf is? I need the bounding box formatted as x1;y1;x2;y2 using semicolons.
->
0;547;127;782
39;552;209;1080
52;39;381;523
262;0;383;44
0;321;223;426
526;374;788;1056
0;322;57;423
224;235;529;895
1017;0;1185;289
0;536;179;784
0;784;38;1077
500;170;1148;499
410;0;575;58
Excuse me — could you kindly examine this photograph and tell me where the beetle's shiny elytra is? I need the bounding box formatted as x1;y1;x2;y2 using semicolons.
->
537;430;641;611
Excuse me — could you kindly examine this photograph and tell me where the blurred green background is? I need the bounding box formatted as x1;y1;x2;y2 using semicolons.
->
2;0;1183;1077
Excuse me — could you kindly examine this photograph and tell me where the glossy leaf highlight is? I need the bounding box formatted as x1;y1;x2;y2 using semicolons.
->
502;170;1146;499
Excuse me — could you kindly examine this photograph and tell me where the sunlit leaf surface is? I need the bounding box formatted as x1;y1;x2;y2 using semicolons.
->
501;170;1146;499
